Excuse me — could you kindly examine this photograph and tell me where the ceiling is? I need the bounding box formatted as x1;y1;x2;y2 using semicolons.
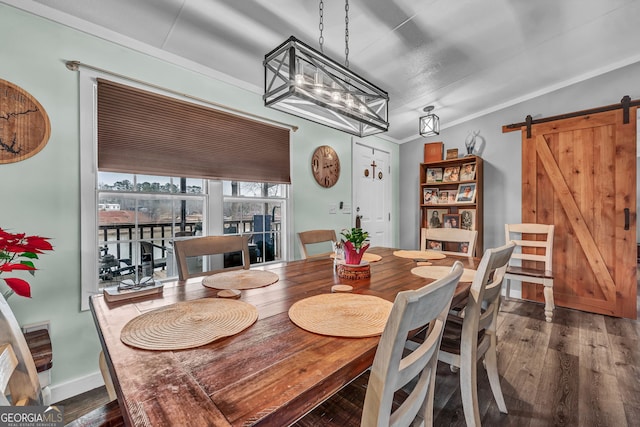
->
7;0;640;143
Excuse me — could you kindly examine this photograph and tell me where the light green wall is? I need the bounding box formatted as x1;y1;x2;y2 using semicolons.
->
0;4;398;398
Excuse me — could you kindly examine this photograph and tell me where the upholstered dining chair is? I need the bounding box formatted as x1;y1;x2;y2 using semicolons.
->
173;235;250;281
297;229;337;259
293;262;464;427
421;227;478;257
504;223;555;322
437;242;515;427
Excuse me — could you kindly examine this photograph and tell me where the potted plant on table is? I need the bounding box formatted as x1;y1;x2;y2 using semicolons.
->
340;227;370;265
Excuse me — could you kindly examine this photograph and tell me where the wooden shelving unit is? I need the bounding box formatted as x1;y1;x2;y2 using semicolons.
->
419;155;483;255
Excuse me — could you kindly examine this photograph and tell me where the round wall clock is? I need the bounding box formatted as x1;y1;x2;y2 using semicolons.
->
311;145;340;188
0;79;51;164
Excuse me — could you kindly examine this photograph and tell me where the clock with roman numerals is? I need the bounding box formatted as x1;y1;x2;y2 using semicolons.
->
311;145;340;188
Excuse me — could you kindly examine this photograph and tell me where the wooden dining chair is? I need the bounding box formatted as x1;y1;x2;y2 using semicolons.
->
0;293;43;406
173;235;250;280
437;242;515;427
504;223;555;322
293;262;465;427
421;227;477;257
297;229;337;259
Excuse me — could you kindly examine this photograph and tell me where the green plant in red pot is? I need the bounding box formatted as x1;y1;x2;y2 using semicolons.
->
340;227;370;265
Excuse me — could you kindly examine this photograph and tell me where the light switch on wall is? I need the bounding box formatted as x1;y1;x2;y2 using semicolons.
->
328;203;337;214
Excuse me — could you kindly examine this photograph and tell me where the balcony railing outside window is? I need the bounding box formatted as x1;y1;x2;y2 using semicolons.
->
97;174;287;287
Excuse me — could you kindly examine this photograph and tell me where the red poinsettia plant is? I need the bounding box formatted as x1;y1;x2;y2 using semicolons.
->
0;228;53;298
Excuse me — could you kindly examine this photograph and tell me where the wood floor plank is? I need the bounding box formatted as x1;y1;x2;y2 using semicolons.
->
497;321;551;425
578;367;627;427
532;348;579;427
607;334;640;409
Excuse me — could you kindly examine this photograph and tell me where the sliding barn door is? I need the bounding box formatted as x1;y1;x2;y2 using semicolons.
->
522;108;637;319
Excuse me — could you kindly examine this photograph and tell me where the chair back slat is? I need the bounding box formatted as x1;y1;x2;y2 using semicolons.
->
297;230;337;259
421;228;477;257
505;223;554;272
173;235;250;280
0;293;42;406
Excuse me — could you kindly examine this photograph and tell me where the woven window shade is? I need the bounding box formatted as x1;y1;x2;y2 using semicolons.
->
97;79;290;183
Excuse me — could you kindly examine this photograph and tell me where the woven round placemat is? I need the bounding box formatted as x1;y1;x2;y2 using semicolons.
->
411;265;476;282
330;252;382;262
120;298;258;350
288;293;393;338
393;250;446;260
202;269;279;290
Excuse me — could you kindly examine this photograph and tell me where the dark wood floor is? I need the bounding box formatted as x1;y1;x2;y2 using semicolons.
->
56;298;640;426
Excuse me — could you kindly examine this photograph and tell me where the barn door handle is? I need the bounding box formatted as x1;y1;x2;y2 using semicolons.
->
624;208;630;230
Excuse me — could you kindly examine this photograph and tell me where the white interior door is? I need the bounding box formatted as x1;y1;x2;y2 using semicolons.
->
353;140;392;247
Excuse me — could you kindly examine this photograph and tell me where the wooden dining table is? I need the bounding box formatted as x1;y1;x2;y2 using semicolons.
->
90;247;477;427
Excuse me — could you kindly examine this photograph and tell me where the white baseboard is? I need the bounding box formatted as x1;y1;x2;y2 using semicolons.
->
50;370;105;404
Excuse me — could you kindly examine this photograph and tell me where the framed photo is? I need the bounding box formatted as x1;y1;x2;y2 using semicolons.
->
437;190;449;204
443;213;461;229
427;208;448;228
427;240;442;251
447;191;457;204
426;167;443;183
460;162;476;181
455;183;476;203
423;188;438;205
443;166;460;182
459;208;476;231
446;148;458;160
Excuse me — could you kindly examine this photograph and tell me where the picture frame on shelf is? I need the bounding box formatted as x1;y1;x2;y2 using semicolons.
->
437;190;449;204
455;183;476;203
423;188;438;205
443;166;460;182
447;191;457;204
459;208;476;231
443;213;461;229
426;167;443;183
427;209;448;228
460;162;476;181
446;148;458;160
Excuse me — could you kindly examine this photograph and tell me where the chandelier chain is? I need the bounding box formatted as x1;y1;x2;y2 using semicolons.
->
344;0;350;68
318;0;324;53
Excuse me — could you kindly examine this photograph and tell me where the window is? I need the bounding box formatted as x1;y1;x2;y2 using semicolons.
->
222;182;287;264
95;175;288;290
97;173;206;287
79;68;291;310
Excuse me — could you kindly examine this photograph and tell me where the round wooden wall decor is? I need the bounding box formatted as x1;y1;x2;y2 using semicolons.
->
311;145;340;188
0;79;51;164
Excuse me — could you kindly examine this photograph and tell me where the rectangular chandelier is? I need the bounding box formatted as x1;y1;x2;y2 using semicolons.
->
264;36;389;137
